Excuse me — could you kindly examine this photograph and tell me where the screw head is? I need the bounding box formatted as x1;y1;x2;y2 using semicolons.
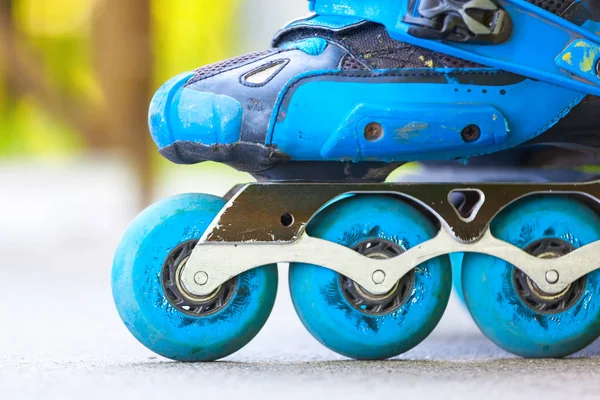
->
461;125;481;143
364;122;384;142
372;270;386;284
545;270;559;284
194;271;209;286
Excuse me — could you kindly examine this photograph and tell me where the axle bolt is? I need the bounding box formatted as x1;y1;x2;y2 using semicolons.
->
372;270;386;284
545;270;559;284
194;271;209;286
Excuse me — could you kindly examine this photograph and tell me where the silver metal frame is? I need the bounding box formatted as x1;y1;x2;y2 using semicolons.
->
181;182;600;297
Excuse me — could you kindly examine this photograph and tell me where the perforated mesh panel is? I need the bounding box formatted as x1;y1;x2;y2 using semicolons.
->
529;0;573;15
341;55;368;70
187;50;277;85
188;0;576;78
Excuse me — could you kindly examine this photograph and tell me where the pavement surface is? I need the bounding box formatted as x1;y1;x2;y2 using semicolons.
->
1;159;599;399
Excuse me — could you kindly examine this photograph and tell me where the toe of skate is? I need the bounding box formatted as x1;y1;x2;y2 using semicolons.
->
148;71;243;162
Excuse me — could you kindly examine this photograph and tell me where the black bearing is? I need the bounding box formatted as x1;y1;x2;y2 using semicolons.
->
340;239;414;316
513;238;586;314
162;240;238;316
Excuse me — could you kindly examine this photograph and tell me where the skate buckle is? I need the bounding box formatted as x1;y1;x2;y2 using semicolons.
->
403;0;512;44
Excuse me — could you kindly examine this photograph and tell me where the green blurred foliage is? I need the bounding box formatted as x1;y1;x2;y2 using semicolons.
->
0;0;239;158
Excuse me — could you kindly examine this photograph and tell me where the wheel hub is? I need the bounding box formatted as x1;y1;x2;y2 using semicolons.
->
162;241;237;316
513;238;586;314
175;256;222;303
340;239;414;316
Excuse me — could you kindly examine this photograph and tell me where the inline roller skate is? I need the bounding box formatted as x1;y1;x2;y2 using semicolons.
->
113;0;600;361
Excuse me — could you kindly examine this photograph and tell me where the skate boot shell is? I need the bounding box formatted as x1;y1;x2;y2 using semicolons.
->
149;0;600;180
113;0;600;362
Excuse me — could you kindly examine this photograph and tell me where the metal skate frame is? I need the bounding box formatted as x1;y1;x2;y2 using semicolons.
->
181;181;600;297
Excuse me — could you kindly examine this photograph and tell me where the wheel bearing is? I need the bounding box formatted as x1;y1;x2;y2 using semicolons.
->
340;239;414;316
162;241;238;316
513;238;586;314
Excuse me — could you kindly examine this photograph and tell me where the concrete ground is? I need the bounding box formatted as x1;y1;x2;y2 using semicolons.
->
1;158;599;399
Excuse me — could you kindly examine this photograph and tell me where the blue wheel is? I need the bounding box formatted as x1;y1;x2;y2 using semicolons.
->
289;195;452;360
112;194;278;362
462;196;600;358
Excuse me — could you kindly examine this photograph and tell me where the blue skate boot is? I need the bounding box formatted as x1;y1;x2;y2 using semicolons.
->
150;0;600;181
114;0;600;363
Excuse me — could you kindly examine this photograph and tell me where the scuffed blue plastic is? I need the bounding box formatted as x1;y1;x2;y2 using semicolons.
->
320;103;508;160
289;195;452;360
282;37;328;56
112;193;278;361
149;72;242;148
311;0;600;96
270;69;584;161
149;72;194;148
462;196;600;358
556;39;600;85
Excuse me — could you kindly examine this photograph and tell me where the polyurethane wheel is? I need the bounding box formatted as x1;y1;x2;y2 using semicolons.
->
112;193;278;362
462;196;600;358
289;195;452;360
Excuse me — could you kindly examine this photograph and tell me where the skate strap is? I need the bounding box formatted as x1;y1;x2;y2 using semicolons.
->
309;0;600;96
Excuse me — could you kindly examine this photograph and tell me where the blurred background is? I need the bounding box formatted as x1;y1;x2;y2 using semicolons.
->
0;0;305;205
0;0;308;261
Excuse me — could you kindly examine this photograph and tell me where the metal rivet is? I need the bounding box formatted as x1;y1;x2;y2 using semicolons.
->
461;124;481;143
194;271;209;286
364;122;384;142
372;270;386;284
545;270;559;284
